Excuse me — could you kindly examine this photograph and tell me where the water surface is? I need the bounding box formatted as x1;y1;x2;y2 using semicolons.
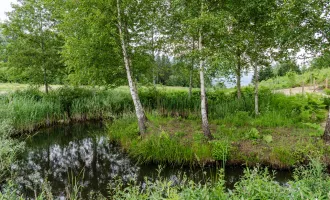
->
12;122;293;198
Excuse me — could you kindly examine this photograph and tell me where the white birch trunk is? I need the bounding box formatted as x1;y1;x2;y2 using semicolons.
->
117;0;147;134
199;28;212;140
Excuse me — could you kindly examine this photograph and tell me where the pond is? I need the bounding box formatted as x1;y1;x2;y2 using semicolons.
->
12;122;293;198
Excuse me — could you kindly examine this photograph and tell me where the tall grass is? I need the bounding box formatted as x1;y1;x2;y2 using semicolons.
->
0;121;25;182
2;87;134;133
2;85;327;133
108;116;212;165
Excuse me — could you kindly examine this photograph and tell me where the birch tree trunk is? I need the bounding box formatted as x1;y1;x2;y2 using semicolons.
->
323;109;330;142
199;28;212;140
117;0;147;134
254;65;259;115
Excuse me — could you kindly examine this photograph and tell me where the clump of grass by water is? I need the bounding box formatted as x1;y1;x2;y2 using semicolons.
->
2;87;136;133
108;117;213;165
0;121;25;181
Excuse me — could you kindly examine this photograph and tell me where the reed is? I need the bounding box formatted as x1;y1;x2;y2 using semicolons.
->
1;85;328;134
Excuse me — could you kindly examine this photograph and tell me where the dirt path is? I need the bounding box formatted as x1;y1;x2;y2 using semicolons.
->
275;85;326;96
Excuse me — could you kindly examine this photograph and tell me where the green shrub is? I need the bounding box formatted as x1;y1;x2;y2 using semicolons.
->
263;135;273;143
211;140;231;161
324;89;330;95
245;128;260;140
232;167;287;199
271;146;302;166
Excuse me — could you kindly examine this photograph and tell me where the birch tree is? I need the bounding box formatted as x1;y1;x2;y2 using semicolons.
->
116;0;147;134
198;26;212;139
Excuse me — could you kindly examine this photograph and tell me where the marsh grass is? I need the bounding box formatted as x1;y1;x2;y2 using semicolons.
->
2;85;327;134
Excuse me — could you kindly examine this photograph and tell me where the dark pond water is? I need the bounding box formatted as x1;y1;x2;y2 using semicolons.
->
12;122;293;199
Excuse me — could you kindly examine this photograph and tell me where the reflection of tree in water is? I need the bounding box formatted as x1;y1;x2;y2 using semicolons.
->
11;123;293;198
12;123;140;198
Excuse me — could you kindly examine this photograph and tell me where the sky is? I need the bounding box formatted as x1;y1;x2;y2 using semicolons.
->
0;0;17;21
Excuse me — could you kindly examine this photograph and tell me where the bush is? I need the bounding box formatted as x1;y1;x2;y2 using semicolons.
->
211;140;231;161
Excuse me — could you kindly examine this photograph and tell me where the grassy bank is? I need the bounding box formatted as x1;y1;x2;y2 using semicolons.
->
108;115;330;168
0;87;135;133
108;87;330;168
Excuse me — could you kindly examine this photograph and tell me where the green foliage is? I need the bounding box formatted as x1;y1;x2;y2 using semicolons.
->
1;85;327;133
310;50;330;70
263;135;273;143
1;87;135;133
275;61;301;77
259;65;274;82
211;140;231;161
232;167;286;199
286;71;298;87
303;123;324;137
260;68;330;89
109;168;227;199
0;118;25;181
2;0;65;87
245;128;260;140
108;117;212;164
289;159;330;199
2;158;330;199
324;89;330;95
271;146;303;166
0;181;25;200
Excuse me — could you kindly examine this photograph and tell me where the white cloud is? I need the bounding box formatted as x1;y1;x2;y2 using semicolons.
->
0;0;17;22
